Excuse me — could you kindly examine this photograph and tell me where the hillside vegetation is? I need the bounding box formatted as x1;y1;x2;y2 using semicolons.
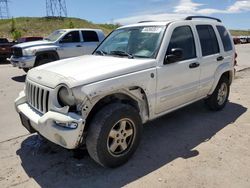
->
0;17;119;40
230;30;250;36
0;17;248;40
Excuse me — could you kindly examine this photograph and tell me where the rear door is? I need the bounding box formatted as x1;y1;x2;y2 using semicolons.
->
195;24;221;97
81;30;100;54
215;25;234;69
155;23;201;114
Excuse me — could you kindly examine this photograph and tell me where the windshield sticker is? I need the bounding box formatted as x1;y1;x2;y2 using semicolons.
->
141;27;162;33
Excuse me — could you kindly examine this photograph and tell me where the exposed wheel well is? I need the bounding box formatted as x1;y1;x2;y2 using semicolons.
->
84;93;141;132
221;71;232;85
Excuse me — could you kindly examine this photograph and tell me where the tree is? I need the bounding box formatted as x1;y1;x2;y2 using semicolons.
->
68;21;75;28
9;18;22;41
10;17;16;33
11;30;22;41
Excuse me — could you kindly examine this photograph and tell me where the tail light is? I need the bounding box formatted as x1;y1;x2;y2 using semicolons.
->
234;52;237;66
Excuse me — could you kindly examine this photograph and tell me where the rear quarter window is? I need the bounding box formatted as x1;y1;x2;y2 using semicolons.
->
216;25;233;52
196;25;219;56
82;31;99;42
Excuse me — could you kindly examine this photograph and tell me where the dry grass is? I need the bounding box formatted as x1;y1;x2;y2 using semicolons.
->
0;17;118;40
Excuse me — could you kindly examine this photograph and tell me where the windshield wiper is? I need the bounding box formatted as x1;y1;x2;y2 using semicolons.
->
110;50;134;59
95;50;107;56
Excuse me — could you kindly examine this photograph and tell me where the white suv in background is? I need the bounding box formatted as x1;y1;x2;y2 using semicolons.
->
10;29;105;72
15;16;236;167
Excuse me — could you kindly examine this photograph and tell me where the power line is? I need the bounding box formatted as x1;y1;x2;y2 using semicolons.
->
46;0;67;17
0;0;9;19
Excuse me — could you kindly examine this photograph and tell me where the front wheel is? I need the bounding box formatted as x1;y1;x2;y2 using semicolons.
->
23;68;29;73
35;58;53;67
205;76;230;111
86;103;142;168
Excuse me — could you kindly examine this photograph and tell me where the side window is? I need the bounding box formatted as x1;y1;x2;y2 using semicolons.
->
196;25;219;56
167;26;196;61
61;31;80;43
216;25;233;52
82;31;99;42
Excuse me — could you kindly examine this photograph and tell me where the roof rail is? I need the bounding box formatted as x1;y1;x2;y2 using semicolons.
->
185;16;222;23
138;20;156;23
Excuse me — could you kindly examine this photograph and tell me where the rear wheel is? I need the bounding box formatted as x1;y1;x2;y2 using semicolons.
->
86;103;142;168
205;76;230;111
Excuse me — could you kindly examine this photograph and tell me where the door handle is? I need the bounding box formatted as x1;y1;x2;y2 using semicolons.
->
76;45;82;47
217;56;224;61
189;62;200;69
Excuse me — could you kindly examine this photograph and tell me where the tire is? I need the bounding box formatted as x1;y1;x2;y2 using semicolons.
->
23;68;29;73
86;103;142;168
205;76;230;111
35;58;53;67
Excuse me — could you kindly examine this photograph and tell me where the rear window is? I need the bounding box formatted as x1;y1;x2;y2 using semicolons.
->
82;31;99;42
0;38;8;43
216;25;233;52
196;25;219;56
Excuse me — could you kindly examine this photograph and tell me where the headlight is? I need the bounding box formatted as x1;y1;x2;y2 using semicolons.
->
23;48;37;56
57;86;76;107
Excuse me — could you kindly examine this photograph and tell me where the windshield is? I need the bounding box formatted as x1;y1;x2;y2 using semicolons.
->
44;30;67;42
95;26;165;59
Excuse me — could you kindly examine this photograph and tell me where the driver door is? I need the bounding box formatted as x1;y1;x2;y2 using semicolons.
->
58;31;84;59
155;24;201;114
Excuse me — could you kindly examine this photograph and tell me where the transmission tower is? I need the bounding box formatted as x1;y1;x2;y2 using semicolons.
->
46;0;67;17
0;0;9;19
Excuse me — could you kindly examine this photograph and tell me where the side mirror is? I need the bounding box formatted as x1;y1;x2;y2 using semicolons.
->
164;48;183;64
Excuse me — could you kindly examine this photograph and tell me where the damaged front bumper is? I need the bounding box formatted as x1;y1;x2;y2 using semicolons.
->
15;91;85;149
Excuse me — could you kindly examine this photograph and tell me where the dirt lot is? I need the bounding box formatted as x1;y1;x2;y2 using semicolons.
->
0;44;250;188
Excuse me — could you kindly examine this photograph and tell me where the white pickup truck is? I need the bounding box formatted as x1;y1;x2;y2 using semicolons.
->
15;16;236;167
10;29;105;72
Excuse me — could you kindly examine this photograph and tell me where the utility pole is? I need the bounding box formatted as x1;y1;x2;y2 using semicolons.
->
46;0;67;17
0;0;9;19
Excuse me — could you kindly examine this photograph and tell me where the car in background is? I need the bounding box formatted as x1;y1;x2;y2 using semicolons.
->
0;38;16;61
233;37;241;45
247;36;250;43
10;28;105;72
17;37;43;43
239;37;247;44
0;38;9;43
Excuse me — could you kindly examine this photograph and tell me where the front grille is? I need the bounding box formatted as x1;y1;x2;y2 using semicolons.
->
12;47;23;58
26;81;50;113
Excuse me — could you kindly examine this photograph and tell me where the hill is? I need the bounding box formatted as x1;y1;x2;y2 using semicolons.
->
0;17;248;40
0;17;119;40
230;30;250;36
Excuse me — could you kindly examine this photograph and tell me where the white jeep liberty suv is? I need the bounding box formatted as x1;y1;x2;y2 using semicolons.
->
15;16;236;167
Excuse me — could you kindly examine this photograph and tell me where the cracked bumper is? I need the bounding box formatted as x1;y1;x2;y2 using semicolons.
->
9;56;36;68
15;91;85;149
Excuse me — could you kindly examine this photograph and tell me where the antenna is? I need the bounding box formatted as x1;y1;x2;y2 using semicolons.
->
46;0;67;17
0;0;9;19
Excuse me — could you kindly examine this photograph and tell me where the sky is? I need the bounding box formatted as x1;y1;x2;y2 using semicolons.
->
7;0;250;30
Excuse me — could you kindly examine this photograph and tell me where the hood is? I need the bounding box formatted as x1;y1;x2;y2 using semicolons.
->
13;40;54;49
28;55;156;88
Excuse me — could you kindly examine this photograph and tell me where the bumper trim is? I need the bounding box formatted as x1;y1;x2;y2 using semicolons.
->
16;102;85;149
10;55;36;68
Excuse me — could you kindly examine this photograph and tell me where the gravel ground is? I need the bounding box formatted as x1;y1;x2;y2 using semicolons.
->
0;44;250;188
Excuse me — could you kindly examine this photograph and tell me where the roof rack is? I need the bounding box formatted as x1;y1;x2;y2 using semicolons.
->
185;16;222;23
138;20;156;23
